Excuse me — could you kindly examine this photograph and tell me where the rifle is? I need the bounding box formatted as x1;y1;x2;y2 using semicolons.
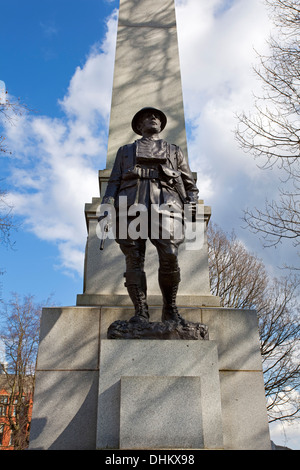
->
98;211;111;251
99;222;109;250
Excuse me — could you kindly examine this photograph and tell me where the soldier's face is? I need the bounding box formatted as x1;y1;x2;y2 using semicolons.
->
137;112;161;135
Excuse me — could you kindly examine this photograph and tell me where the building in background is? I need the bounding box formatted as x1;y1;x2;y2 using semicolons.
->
0;375;33;450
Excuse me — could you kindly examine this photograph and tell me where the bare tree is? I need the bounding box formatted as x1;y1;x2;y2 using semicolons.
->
208;223;267;308
208;223;300;423
0;85;30;282
0;84;30;155
0;187;18;301
259;275;300;422
0;294;46;449
0;187;16;250
235;0;300;257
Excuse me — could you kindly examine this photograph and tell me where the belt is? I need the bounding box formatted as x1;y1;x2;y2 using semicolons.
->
136;167;160;179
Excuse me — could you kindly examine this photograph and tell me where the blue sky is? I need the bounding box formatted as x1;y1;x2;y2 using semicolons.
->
0;0;299;448
1;0;119;305
1;0;117;117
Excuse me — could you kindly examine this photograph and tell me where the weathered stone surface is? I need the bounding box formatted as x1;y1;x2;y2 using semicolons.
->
120;376;205;449
97;340;223;449
107;319;209;340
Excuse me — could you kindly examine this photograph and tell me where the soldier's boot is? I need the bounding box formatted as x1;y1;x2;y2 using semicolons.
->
124;271;149;323
159;269;188;325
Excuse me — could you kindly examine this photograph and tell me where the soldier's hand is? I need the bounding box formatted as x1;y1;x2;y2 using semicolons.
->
97;205;113;229
185;201;197;222
98;210;109;223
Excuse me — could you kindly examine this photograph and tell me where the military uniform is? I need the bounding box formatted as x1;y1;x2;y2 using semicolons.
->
101;109;198;323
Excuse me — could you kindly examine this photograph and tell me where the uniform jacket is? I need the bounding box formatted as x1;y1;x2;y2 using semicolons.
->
102;139;198;210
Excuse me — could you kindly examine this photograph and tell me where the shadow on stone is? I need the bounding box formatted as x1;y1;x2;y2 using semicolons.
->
107;320;209;340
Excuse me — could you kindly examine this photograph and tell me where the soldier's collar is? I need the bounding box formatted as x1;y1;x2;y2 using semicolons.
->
139;136;163;142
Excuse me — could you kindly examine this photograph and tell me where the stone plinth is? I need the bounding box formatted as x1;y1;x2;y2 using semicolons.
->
97;340;223;450
29;305;271;450
120;376;204;449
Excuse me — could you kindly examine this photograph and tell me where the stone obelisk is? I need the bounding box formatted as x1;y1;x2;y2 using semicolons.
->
29;0;271;450
106;0;188;167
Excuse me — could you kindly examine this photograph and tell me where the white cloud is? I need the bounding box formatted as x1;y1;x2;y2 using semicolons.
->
40;21;58;37
176;0;271;110
59;10;118;124
175;0;299;271
267;387;300;449
5;10;118;275
270;417;300;450
176;0;273;197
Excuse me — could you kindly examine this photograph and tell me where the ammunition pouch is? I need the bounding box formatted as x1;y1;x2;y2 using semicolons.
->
160;165;188;204
160;165;181;180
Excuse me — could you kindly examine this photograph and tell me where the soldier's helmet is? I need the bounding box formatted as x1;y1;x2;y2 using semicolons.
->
131;107;167;135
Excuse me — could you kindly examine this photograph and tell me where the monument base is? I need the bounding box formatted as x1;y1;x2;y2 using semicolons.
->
97;340;223;449
107;319;209;340
76;293;221;308
29;303;271;450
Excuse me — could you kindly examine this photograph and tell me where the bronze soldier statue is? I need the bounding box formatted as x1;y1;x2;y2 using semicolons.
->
100;107;198;324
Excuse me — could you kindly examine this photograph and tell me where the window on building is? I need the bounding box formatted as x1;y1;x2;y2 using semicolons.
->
9;427;15;447
0;396;8;417
0;424;4;446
